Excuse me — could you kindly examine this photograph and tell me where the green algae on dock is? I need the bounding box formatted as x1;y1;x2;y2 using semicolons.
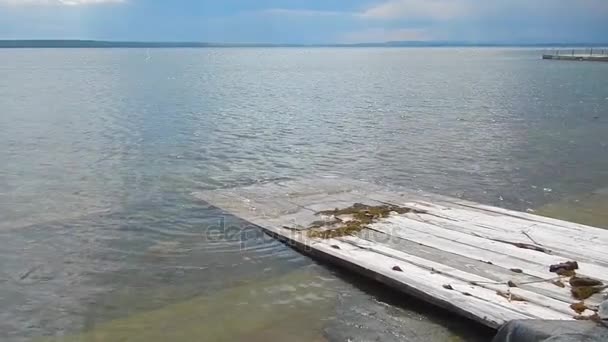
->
308;203;423;239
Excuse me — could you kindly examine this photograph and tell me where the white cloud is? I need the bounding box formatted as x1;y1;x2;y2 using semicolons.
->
340;28;430;43
0;0;123;5
360;0;470;20
258;2;468;21
359;0;608;21
258;8;351;17
258;1;608;26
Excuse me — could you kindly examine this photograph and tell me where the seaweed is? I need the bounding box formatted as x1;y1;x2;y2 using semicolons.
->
308;219;373;239
308;217;343;229
315;202;423;217
571;286;608;300
570;302;588;314
570;276;603;287
551;263;608;300
308;203;424;239
556;269;576;277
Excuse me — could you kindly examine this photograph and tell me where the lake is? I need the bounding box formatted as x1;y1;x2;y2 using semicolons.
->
1;48;607;341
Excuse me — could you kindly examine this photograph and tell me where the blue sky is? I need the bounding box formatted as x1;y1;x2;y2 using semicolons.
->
1;0;607;43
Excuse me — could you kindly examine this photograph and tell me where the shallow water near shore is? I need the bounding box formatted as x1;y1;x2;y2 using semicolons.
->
536;188;608;229
1;47;607;341
36;266;488;342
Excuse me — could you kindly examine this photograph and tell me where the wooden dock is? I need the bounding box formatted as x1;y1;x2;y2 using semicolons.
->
194;178;608;329
543;50;608;62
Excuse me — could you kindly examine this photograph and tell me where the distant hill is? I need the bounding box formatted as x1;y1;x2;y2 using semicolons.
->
0;40;214;48
0;40;606;48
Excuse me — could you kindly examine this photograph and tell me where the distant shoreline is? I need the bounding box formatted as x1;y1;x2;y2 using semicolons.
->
1;40;607;49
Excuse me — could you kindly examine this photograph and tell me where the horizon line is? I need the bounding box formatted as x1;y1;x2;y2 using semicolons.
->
0;39;607;48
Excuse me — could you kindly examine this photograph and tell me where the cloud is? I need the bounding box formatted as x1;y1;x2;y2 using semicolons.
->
359;0;608;21
0;0;123;5
259;1;608;26
360;0;470;20
340;28;430;43
258;8;351;17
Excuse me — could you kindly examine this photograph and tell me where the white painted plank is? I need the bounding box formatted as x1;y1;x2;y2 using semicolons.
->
369;216;608;284
396;209;608;267
413;201;608;247
338;236;595;317
450;199;608;235
363;190;608;265
368;191;608;244
416;198;608;243
307;239;538;326
356;230;595;306
313;238;572;324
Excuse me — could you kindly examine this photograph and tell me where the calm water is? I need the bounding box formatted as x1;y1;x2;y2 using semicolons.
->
1;48;607;341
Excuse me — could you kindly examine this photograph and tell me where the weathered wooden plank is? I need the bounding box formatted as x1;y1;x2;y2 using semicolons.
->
357;230;592;306
320;238;572;322
366;189;608;240
198;189;303;220
338;235;594;317
196;209;538;327
369;216;608;284
453;199;608;234
415;202;608;249
369;191;608;244
394;209;608;267
363;189;608;265
287;192;386;214
271;205;577;306
366;219;606;306
194;178;608;328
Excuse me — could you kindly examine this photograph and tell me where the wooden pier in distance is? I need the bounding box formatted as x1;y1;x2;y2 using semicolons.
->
543;49;608;62
194;178;608;329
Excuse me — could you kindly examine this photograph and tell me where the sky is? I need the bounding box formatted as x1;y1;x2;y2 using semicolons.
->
0;0;607;44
